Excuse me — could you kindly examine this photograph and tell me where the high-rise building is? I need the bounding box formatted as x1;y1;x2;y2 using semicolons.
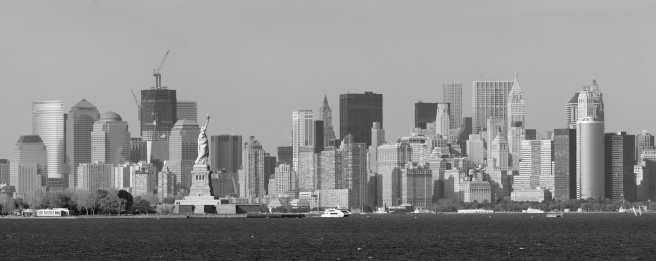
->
455;117;472;156
319;95;336;147
277;146;293;165
314;120;325;153
466;134;485;165
32;101;65;184
515;140;544;190
240;136;266;199
486;117;506;151
66;99;100;189
140;88;177;142
129;138;147;163
292;110;314;172
635;130;654;164
472;79;514;134
340;92;383;147
508;125;524;170
576;118;605;199
10;136;47;199
320;148;342;190
401;163;432;208
158;169;176;201
435;103;450;139
376;142;412;207
577;79;604;121
414;101;438;129
604;132;635;200
273;164;292;197
507;74;525;134
634;161;649;202
566;93;579;129
91;112;131;164
297;146;316;191
176;100;197;122
77;162;114;191
524;129;538;140
488;131;509;171
209;135;242;172
553;129;577;201
443;83;462;129
0;160;9;186
168;119;200;190
368;122;385;175
340;134;368;209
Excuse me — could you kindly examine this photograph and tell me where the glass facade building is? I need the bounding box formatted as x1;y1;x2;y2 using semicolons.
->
340;92;383;147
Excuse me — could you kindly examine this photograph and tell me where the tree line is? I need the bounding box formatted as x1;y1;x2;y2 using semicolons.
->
428;197;656;213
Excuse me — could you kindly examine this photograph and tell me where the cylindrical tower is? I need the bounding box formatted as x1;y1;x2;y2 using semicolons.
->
576;117;605;199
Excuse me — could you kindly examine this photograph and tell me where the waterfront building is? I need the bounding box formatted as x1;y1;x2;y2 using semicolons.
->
466;134;485;165
10;136;47;199
114;163;132;190
91;112;131;164
472;79;514;134
292;110;314;172
553;129;577;201
401;163;432;207
576;117;605;199
443;83;463;129
320;148;342;190
32;100;65;186
538;140;554;192
639;150;656;201
443;169;462;201
140;87;177;142
376;142;412;207
340;134;368;208
66;99;100;189
511;188;552;202
634;162;648;202
318;189;350;209
240;136;266;200
487;169;509;201
273;164;292;197
414;101;437;129
516;140;545;190
209;135;242;173
635;130;654;164
435;103;450;139
176;100;197;122
319;95;337;147
297;146;316;191
77;162;114;191
158;169;176;201
340;92;383;147
459;169;491;203
604;132;635;200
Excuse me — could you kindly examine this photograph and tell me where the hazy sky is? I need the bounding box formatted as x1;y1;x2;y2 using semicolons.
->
1;0;655;159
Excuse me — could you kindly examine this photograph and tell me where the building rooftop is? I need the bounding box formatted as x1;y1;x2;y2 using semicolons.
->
174;119;199;127
17;135;43;144
100;111;122;121
71;99;97;109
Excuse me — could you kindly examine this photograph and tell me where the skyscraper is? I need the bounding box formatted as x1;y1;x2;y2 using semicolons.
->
66;99;100;188
140;88;177;142
565;93;579;129
340;134;368;209
240;136;266;199
314;120;324;153
604;132;635;200
10;136;47;200
77;162;114;191
176;100;197;122
488;131;509;171
507;73;525;132
635;130;654;164
442;83;462;129
577;78;604;121
32;101;65;183
0;159;9;186
576;117;605;199
91;112;131;164
277;146;293;165
168;119;200;190
292;110;314;172
209;135;242;172
376;142;412;207
340;92;383;147
472;79;514;134
435;103;450;139
414;101;438;129
319;95;336;147
553;128;577;201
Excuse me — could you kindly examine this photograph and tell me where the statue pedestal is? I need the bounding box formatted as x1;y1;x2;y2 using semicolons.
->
175;164;222;214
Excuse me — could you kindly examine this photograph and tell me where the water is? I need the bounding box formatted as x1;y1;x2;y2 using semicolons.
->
1;213;655;260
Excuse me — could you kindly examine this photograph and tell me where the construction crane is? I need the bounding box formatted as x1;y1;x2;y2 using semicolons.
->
153;50;170;89
131;89;141;121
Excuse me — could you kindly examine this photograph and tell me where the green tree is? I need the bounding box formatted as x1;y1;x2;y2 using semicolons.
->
132;197;153;214
117;190;134;214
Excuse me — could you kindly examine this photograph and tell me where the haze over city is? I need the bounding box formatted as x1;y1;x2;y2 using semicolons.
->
1;0;655;160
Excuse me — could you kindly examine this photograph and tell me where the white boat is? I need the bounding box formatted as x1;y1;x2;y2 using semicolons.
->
321;208;350;217
523;208;544;213
546;212;563;218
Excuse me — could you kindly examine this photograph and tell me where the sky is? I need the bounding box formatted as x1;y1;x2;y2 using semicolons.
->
1;0;655;160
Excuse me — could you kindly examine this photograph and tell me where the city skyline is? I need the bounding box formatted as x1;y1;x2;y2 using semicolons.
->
2;1;656;160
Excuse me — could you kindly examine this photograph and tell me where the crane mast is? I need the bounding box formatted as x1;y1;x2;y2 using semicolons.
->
153;50;170;89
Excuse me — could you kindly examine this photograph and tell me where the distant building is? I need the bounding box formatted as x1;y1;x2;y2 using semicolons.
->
273;164;292;197
66;99;100;189
140;88;177;142
511;188;552;202
466;134;485;165
488;131;509;171
376;142;412;207
414;101;437;129
91;112;131;164
209;135;242;172
634;162;648;202
635;130;654;164
168;119;200;190
472;79;514;134
240;136;266;200
297;146;316;191
459;170;491;203
435;103;450;139
442;83;462;129
340;134;368;209
210;170;239;198
577;117;605;199
0;160;9;186
319;95;337;147
77;162;114;191
277;146;293;165
10;136;47;200
176;100;197;122
553;129;577;201
604;132;635;200
158;170;176;201
340;92;383;147
129;138;147;164
507;74;525;150
292;110;314;172
318;189;350;209
401;163;432;207
32;100;66;187
320;148;342;190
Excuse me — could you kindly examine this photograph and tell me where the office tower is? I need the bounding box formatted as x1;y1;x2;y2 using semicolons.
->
639;150;656;201
443;83;463;129
435;103;450;139
91;112;131;164
539;140;554;192
488;131;509;171
132;165;158;196
158;170;177;201
298;146;315;191
264;153;277;195
566;93;579;129
340;92;383;146
401;163;432;207
209;135;242;172
376;142;412;207
577;79;604;121
314;120;324;153
507;74;525;133
455;117;473;156
0;160;9;185
320;148;342;190
634;162;649;202
515;140;543;190
368;122;386;175
146;141;168;173
635;130;654;164
66;99;100;188
176;100;197;122
140;88;177;142
319;95;336;146
340;134;368;209
77;162;114;191
553;129;577;201
32;101;65;183
130;138;147;163
466;134;485;165
508;125;523;170
472;79;514;134
240;136;266;199
274;164;292;197
604;132;635;200
576;118;605;199
277;146;293;165
10;136;47;199
524;129;537;140
168;119;200;190
292;110;315;172
486;117;506;150
414;101;438;129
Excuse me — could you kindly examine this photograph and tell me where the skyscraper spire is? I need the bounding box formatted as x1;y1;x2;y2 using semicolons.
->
319;95;336;147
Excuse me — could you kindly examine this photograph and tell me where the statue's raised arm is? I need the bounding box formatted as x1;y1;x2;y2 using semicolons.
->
195;114;210;166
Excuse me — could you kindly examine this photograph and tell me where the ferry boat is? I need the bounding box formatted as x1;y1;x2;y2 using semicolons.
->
35;208;71;217
321;208;351;217
523;208;544;213
546;212;563;218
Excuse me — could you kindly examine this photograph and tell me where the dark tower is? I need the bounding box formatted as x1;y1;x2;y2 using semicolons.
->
339;92;383;147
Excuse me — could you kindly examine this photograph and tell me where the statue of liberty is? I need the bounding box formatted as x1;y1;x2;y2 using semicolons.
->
195;114;210;166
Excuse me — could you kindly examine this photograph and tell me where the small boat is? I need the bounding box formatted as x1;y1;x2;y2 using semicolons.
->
523;208;544;213
546;213;563;218
321;208;350;217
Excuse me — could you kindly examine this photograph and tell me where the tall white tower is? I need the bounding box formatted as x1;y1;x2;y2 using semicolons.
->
576;117;605;199
319;95;336;146
435;103;450;139
32;100;65;181
292;110;315;172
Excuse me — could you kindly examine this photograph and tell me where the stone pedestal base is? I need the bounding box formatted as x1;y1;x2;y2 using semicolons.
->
188;165;212;197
